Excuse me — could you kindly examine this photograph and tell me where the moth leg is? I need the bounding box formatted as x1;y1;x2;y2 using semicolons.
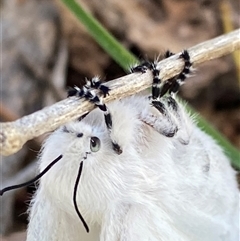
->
67;86;86;98
161;50;193;143
68;84;122;154
132;50;192;139
86;90;122;154
131;55;178;137
160;50;192;97
149;90;192;143
131;60;161;100
68;76;110;98
162;95;192;144
67;76;111;123
130;50;192;99
149;50;192;141
152;99;179;137
141;95;191;144
138;97;178;138
130;61;151;74
148;53;178;137
86;76;110;97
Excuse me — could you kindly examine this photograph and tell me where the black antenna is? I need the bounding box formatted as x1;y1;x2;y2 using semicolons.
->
0;155;63;196
73;161;89;233
1;154;90;232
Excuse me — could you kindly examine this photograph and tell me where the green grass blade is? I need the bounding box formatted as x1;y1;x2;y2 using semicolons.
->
61;0;240;169
61;0;137;71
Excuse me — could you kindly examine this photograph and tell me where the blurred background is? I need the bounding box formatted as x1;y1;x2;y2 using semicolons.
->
0;0;239;240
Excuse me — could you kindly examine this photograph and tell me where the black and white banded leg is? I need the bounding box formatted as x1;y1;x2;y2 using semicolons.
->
160;50;192;97
68;77;110;98
68;77;110;121
153;50;192;138
68;84;122;154
85;76;110;97
131;54;178;137
68;86;86;98
131;60;161;100
131;50;192;138
85;90;122;154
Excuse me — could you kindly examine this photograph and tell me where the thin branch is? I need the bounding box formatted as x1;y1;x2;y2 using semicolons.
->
1;29;240;156
0;102;42;150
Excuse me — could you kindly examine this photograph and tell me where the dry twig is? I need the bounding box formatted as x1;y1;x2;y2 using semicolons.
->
1;29;240;156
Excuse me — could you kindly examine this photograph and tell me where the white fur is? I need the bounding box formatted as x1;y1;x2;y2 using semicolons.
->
27;95;239;241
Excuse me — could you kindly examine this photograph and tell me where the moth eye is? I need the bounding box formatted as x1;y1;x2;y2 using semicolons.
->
90;136;101;152
77;133;83;138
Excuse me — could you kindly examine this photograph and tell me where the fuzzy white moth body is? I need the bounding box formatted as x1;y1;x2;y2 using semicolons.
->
27;95;239;241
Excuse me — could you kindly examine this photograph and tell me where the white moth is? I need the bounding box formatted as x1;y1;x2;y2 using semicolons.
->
26;95;239;241
1;51;239;241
